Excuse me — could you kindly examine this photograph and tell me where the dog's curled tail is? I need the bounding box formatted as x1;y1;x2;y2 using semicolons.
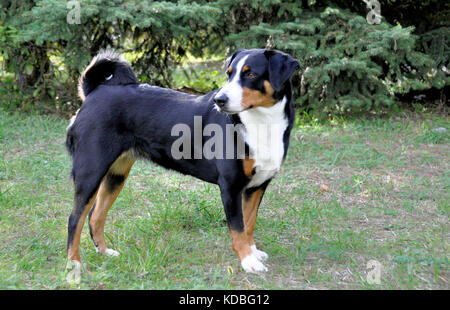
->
78;49;138;101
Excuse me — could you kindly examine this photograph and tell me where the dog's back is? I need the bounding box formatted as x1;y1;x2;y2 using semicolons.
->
66;52;228;184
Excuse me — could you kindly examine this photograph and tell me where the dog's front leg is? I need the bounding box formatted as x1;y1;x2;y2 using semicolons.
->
219;180;268;273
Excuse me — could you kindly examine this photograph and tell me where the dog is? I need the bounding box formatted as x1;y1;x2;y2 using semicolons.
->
66;48;299;273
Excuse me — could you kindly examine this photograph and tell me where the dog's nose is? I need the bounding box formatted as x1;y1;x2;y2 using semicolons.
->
214;94;228;108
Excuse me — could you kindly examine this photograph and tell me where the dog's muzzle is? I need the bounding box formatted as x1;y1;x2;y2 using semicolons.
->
213;94;229;110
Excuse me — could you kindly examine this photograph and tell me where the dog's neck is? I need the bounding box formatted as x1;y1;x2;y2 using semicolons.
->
238;97;288;188
238;96;288;129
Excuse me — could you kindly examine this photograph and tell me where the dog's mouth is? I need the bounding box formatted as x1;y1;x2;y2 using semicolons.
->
214;104;240;115
215;103;253;115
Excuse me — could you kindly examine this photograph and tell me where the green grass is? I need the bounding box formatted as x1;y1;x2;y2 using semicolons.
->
0;109;448;289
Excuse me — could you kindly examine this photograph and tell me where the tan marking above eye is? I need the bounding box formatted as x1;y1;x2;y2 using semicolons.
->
227;67;232;74
242;65;250;73
241;80;276;109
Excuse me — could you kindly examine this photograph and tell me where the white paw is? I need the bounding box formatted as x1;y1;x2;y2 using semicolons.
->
95;247;120;257
104;248;120;257
251;245;268;261
66;260;82;285
241;254;268;273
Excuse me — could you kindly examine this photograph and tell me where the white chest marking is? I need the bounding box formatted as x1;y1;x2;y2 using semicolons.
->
239;97;288;188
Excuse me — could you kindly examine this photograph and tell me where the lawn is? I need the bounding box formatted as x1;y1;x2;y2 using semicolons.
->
0;108;448;289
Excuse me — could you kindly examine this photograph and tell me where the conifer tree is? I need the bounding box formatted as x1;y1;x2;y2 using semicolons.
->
220;1;448;115
1;0;447;114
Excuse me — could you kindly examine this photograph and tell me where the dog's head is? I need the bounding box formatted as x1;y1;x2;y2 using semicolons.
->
214;49;299;114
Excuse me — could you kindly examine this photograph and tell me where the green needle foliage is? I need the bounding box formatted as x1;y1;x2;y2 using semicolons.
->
0;0;222;113
225;2;448;116
0;0;448;116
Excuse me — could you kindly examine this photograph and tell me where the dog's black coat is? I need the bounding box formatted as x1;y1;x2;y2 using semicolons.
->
66;49;299;264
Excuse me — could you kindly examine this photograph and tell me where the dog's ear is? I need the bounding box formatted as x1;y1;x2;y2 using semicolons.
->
264;50;300;92
225;49;245;69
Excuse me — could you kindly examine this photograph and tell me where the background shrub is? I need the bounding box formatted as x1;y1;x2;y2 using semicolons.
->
0;0;448;117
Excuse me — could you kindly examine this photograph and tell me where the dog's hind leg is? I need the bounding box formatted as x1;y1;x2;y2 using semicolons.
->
88;153;135;256
67;174;102;263
67;144;124;264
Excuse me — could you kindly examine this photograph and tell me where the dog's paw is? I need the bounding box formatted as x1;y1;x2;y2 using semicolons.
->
95;247;120;257
241;254;268;273
251;245;268;261
104;248;120;257
65;260;82;285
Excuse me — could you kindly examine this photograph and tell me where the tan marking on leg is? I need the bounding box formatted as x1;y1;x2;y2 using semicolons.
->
243;157;255;177
242;81;276;109
68;192;98;262
242;189;264;247
108;151;135;175
230;230;253;261
89;153;135;254
229;189;264;263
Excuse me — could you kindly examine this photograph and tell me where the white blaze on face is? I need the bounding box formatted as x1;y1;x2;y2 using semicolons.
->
216;55;249;113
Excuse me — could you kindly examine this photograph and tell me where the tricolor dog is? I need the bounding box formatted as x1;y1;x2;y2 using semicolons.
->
66;48;299;273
